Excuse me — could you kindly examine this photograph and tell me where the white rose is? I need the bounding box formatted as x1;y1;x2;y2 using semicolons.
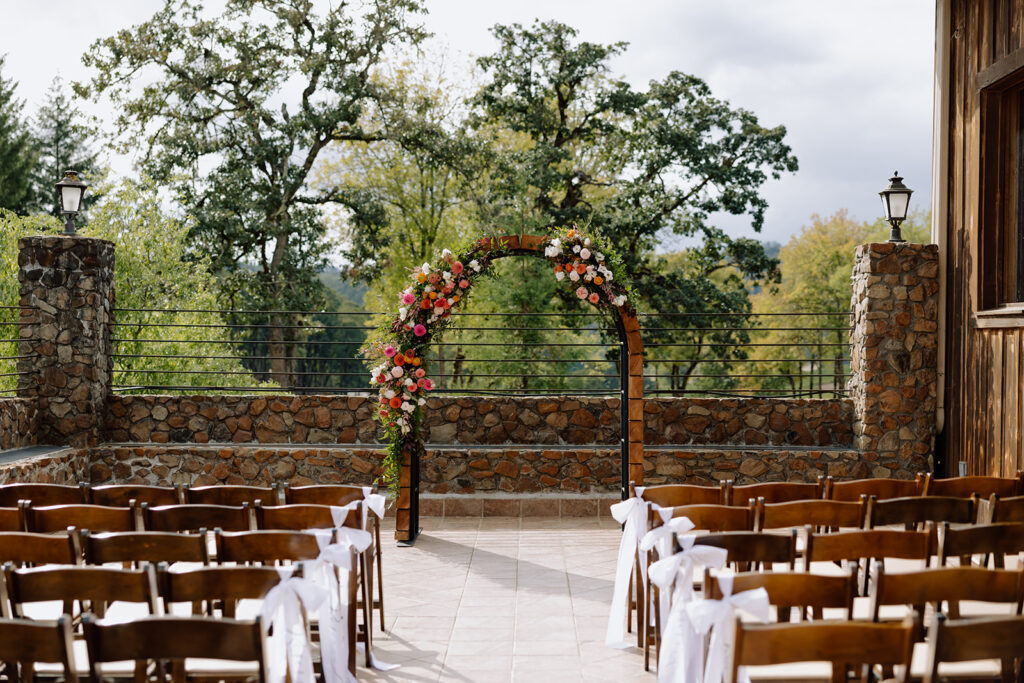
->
401;401;415;413
580;248;591;260
552;238;561;247
418;398;426;406
584;238;591;246
597;252;604;261
421;262;431;273
399;307;408;320
384;389;395;399
573;245;581;253
391;366;404;378
470;260;481;272
569;270;580;282
613;295;627;306
443;271;451;280
555;271;565;281
424;285;433;293
441;248;452;260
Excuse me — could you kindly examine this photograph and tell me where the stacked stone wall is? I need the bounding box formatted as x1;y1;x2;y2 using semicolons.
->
104;394;853;448
0;398;37;450
0;448;85;485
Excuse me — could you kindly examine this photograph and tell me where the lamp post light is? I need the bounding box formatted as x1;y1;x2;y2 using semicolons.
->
54;170;87;236
879;171;913;243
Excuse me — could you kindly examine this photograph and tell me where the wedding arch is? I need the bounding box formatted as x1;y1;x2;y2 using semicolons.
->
364;229;646;542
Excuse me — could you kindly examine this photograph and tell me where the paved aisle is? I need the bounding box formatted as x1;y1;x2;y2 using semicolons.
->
363;517;652;682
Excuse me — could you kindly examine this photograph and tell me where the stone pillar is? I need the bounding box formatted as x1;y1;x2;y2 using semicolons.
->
17;236;115;447
848;242;938;477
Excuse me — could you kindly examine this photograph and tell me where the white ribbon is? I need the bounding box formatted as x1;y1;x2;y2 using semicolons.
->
648;536;729;683
687;572;772;683
361;486;387;528
605;487;648;648
642;514;697;633
259;566;329;683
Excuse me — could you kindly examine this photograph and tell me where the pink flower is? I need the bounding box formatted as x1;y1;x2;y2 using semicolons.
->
588;292;600;304
415;368;425;378
401;292;415;305
452;261;464;274
384;346;396;358
413;324;427;337
424;379;434;391
406;382;418;393
459;279;469;289
417;378;426;388
575;287;588;299
391;366;404;378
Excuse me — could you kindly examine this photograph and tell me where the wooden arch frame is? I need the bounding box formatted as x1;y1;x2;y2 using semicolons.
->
395;234;645;542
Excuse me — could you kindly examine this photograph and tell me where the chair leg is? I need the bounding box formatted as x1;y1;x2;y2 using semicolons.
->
634;553;644;648
358;553;373;668
374;517;385;632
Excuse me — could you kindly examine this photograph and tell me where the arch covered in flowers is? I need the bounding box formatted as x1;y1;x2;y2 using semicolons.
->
364;229;645;542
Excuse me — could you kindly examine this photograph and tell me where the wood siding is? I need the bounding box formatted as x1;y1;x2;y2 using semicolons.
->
943;0;1024;476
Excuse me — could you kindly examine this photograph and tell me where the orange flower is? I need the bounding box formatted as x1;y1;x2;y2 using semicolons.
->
567;229;576;238
404;354;415;364
594;276;604;285
394;355;405;366
576;263;587;275
416;273;427;283
428;291;438;299
412;357;421;366
389;396;402;409
452;295;460;303
553;263;563;273
420;299;431;309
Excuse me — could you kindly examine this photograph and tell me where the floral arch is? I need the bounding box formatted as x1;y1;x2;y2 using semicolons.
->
364;228;646;542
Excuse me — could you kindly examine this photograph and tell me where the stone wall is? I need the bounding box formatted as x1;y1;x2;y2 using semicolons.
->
0;448;85;485
17;236;115;448
0;398;37;451
104;394;853;448
848;243;938;474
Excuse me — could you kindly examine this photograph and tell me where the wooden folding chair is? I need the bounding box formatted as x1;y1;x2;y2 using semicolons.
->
920;472;1024;498
4;563;160;621
82;531;209;567
724;477;824;505
868;564;1023;625
982;494;1024;524
755;498;866;532
694;530;798;571
83;615;268;683
922;613;1024;683
727;614;917;683
640;482;726;507
0;531;77;567
825;476;921;501
937;521;1024;569
804;528;933;595
159;565;289;618
703;567;858;622
0;484;86;508
25;504;137;535
284;483;386;632
865;495;977;530
0;506;25;532
0;615;76;683
185;485;282;507
143;503;253;532
87;484;182;507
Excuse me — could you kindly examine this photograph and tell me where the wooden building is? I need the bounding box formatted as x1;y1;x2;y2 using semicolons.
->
935;0;1024;476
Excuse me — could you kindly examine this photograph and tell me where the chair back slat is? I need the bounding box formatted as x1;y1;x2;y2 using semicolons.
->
215;529;325;564
725;478;824;506
694;530;797;569
704;568;857;620
83;531;209;566
88;484;181;507
655;504;753;532
756;498;865;531
638;483;724;507
0;532;77;566
143;503;252;532
805;528;933;565
283;484;364;507
185;485;281;507
256;503;360;531
922;472;1024;498
868;564;1023;623
923;613;1024;683
866;495;976;529
160;566;290;618
0;506;25;532
936;521;1024;567
4;564;159;619
26;504;136;534
0;484;86;508
984;494;1024;523
0;616;76;679
83;615;267;682
825;476;921;501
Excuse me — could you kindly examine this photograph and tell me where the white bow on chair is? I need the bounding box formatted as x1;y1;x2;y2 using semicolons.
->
260;566;329;683
606;486;651;648
687;572;772;683
641;514;697;633
360;486;387;527
648;535;729;683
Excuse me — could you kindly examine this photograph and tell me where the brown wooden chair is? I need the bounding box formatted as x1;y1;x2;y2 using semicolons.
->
982;494;1024;524
4;563;159;621
254;503;360;531
651;504;755;533
727;615;917;683
704;567;858;622
825;476;921;501
142;503;253;533
868;563;1023;625
0;484;87;508
755;498;866;532
638;482;726;507
159;565;288;618
0;506;25;532
82;531;209;567
25;504;137;535
865;495;977;530
284;484;387;633
724;477;824;505
936;521;1024;569
922;613;1024;683
920;471;1024;498
185;485;282;507
0;531;78;566
804;528;934;595
0;615;76;682
87;484;181;507
83;615;268;683
694;530;798;571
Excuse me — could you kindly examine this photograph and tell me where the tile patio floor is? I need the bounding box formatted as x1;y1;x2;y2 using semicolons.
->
364;516;652;682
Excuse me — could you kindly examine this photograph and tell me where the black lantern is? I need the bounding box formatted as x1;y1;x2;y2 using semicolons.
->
878;172;913;243
54;170;87;236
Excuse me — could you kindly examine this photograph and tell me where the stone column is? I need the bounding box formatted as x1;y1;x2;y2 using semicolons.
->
17;236;115;448
848;242;938;477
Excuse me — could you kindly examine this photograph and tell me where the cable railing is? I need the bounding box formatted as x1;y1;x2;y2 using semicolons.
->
0;306;36;396
108;307;852;399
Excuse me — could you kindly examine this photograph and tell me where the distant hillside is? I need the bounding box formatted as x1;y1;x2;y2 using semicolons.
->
318;267;367;309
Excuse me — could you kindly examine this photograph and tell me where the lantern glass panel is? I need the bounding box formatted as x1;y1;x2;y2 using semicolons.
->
887;191;910;221
60;185;82;214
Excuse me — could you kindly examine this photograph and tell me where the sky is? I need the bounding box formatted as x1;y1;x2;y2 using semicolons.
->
0;0;936;248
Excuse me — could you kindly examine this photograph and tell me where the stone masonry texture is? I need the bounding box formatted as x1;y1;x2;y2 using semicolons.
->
0;398;37;450
17;236;115;448
848;242;938;476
